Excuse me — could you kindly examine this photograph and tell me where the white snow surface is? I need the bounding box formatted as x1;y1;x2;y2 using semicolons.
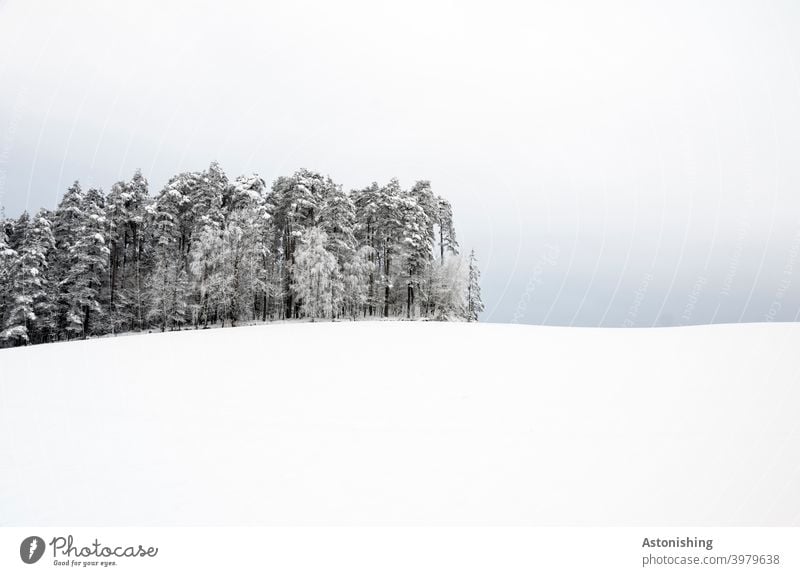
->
1;322;799;526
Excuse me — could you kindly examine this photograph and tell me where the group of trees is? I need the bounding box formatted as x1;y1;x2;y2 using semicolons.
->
0;163;483;347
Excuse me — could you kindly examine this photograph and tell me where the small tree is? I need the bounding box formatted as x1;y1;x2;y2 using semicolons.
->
432;253;467;320
466;249;483;322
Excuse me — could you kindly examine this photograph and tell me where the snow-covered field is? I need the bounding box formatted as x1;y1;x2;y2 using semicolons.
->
1;322;799;526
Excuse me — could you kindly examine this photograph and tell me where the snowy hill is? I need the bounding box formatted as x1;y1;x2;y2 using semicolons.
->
1;322;799;526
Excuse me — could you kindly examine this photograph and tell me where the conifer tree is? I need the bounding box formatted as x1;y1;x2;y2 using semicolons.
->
375;179;404;317
106;170;151;332
467;249;484;322
59;188;109;338
352;182;382;316
51;182;84;337
436;196;458;259
268;169;328;318
400;181;435;318
1;211;55;344
0;212;19;339
0;164;474;345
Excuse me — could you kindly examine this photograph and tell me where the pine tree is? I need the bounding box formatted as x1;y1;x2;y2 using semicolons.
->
147;173;200;331
245;182;276;322
320;182;356;261
268;169;327;318
219;208;257;327
436;196;458;259
0;212;19;343
148;182;191;331
51;182;85;338
352;182;382;316
399;181;436;318
1;211;55;344
319;183;355;317
466;249;483;322
106;170;151;332
60;188;109;338
5;211;29;250
226;174;266;214
1;163;466;346
375;179;404;317
192;162;227;231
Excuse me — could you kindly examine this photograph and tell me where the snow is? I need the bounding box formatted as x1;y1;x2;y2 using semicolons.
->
1;322;799;526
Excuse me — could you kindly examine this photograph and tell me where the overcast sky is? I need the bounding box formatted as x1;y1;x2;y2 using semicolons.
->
2;0;800;325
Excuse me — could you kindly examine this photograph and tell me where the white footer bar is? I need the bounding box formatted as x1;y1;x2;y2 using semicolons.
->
1;527;796;575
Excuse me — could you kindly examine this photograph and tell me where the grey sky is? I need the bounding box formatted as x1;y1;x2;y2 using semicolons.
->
2;0;800;325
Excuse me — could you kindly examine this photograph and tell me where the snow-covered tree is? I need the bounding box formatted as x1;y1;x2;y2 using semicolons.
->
436;196;458;259
52;182;84;251
352;182;382;316
59;187;110;338
466;249;484;322
245;183;277;322
399;181;436;318
0;164;470;347
342;245;374;319
226;173;266;214
0;212;19;342
147;252;189;332
268;170;328;318
1;211;55;344
374;179;404;317
219;208;259;326
320;182;356;261
189;224;224;327
106;170;151;332
319;184;354;316
191;162;227;232
147;175;195;331
50;182;84;338
432;253;468;320
188;174;270;327
292;227;339;320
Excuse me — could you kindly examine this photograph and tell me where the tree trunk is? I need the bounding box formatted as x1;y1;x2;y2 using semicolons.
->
383;246;390;318
83;306;90;339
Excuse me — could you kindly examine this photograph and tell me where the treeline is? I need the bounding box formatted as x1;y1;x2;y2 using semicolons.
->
0;164;483;347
